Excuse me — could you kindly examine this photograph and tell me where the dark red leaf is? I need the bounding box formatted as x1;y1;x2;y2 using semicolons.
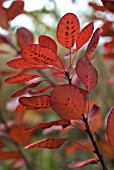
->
7;0;25;21
30;85;53;94
51;84;86;120
106;106;114;147
23;119;71;134
76;22;94;50
19;95;51;108
76;57;98;91
84;28;101;58
25;138;69;149
101;0;114;13
5;74;38;84
57;13;80;49
22;44;57;65
17;27;34;49
68;158;99;168
89;2;106;12
38;35;57;53
0;7;9;30
0;151;22;160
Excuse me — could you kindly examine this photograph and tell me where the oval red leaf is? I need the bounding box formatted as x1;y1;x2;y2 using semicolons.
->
84;28;101;58
22;44;57;65
57;13;80;49
25;138;69;149
76;22;94;50
7;0;24;21
38;35;57;53
19;95;51;109
51;84;86;120
5;74;38;84
106;106;114;148
17;27;34;49
76;57;98;91
0;7;9;30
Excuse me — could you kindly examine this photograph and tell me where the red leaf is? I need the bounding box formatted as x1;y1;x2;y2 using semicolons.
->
68;158;99;168
25;138;69;149
7;0;25;21
57;13;80;49
0;151;22;160
11;81;41;97
106;106;114;147
5;74;38;84
51;84;86;120
0;7;9;30
17;27;34;49
30;85;53;94
76;57;98;91
23;119;71;134
101;0;114;13
16;104;34;112
7;58;49;69
38;35;57;53
89;2;106;12
76;22;94;50
22;44;57;65
0;140;5;148
84;28;101;58
102;52;114;59
9;125;32;146
19;95;50;108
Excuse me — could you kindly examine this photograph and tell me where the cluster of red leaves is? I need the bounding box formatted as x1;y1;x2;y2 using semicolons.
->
5;11;114;168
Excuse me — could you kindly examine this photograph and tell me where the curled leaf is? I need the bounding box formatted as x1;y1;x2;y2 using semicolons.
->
25;138;69;149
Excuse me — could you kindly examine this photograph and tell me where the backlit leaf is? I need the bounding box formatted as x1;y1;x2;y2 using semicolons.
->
16;104;34;112
22;44;57;65
76;22;94;50
19;95;50;108
84;28;101;58
0;151;22;160
30;85;53;94
7;58;49;69
7;0;24;20
25;138;69;149
51;84;86;120
89;2;106;12
23;119;71;134
17;27;34;49
57;13;80;49
76;57;98;91
9;125;32;146
106;106;114;147
68;158;99;168
38;35;57;53
5;74;38;84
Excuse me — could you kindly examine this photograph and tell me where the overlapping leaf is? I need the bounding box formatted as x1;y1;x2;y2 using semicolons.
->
25;138;69;149
38;35;57;53
7;0;25;20
0;7;9;30
22;44;57;65
17;27;34;49
5;74;38;84
57;13;80;49
23;119;71;134
19;95;51;109
101;0;114;13
51;84;86;120
76;22;94;50
106;106;114;147
9;125;32;146
84;28;101;58
76;57;98;91
30;85;53;94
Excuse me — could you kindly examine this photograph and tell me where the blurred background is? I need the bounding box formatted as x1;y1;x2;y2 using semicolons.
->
0;0;114;170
